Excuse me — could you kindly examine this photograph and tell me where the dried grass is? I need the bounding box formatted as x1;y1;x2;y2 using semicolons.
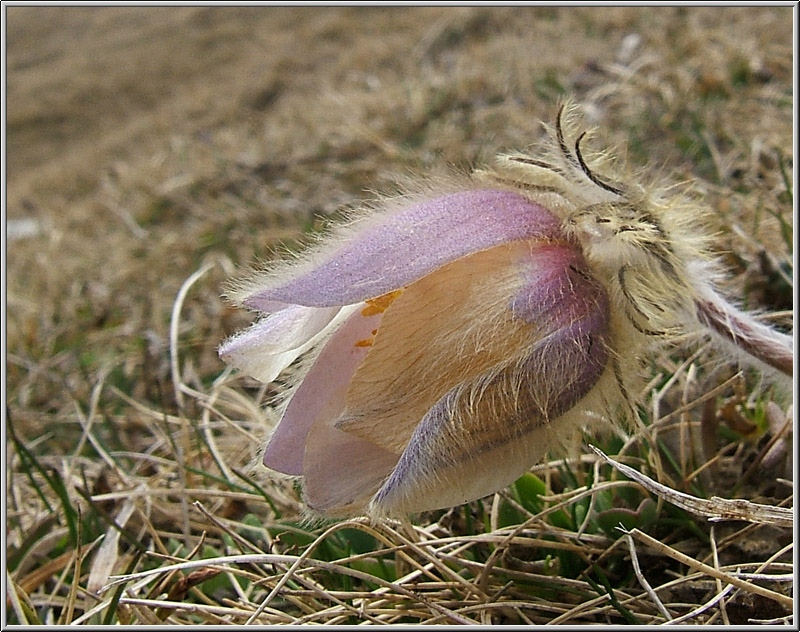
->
6;6;793;625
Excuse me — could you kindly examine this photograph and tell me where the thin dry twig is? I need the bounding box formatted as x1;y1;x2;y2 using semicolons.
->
589;445;793;528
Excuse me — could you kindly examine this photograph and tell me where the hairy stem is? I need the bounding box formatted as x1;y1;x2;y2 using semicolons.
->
696;290;793;377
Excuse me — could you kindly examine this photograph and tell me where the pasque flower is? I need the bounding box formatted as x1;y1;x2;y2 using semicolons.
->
220;104;793;518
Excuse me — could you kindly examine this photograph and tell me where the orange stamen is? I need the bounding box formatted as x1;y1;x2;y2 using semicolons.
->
360;289;404;317
355;290;403;349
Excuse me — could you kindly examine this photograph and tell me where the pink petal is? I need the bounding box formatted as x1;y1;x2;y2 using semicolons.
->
302;420;399;517
262;305;382;475
510;241;610;335
242;189;565;312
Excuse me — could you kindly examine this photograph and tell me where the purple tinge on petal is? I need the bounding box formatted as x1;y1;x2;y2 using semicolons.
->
371;245;611;515
373;327;609;515
510;242;610;337
262;306;382;476
244;189;565;312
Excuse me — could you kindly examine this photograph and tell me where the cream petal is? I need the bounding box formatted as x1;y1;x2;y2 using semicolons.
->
220;305;339;355
336;240;580;455
372;319;609;516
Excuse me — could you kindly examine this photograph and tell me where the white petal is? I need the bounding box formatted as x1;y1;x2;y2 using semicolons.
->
219;305;357;383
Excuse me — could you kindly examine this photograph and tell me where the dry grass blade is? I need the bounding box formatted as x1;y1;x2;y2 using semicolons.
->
169;262;215;414
7;570;33;625
624;528;793;609
625;535;673;620
106;551;475;625
86;498;137;594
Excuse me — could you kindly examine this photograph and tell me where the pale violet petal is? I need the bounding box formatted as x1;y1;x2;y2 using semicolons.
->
302;421;399;517
244;190;564;311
